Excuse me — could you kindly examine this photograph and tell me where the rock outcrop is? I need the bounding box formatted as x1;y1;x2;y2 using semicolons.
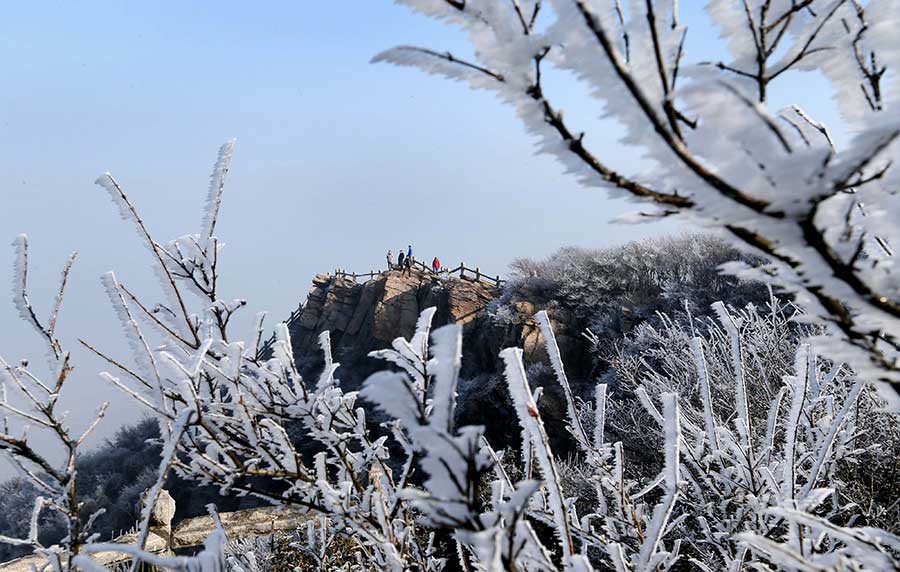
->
141;488;177;549
283;268;592;395
287;269;499;388
273;267;596;452
0;501;310;571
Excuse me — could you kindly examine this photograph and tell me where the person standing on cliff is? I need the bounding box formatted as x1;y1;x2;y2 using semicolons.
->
407;245;413;264
397;249;406;271
432;256;440;273
386;249;393;270
403;252;412;276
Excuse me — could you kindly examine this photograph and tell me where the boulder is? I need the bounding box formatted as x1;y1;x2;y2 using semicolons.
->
144;488;176;530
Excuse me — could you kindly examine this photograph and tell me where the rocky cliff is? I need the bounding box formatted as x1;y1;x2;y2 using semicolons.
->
291;268;496;362
284;268;593;404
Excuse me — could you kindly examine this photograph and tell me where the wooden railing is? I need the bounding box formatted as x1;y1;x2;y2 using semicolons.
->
334;261;506;288
333;269;384;282
256;300;304;359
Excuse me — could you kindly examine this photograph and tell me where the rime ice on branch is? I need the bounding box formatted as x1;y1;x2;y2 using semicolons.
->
374;0;900;401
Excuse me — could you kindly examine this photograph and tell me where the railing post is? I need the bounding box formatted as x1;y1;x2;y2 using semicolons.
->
460;263;465;279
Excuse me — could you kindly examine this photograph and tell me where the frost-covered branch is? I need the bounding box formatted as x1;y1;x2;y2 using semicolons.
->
1;239;116;571
377;0;900;400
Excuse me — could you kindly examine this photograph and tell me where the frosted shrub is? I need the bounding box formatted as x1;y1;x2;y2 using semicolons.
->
505;237;766;334
0;479;67;563
2;144;898;572
223;518;362;572
590;294;812;461
0;237;108;571
591;297;900;567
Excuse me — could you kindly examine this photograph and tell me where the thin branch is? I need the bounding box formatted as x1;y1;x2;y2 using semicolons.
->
0;433;66;483
701;61;758;80
765;0;816;32
768;1;845;81
528;0;541;30
780;115;812;147
670;27;688;91
613;0;631;63
645;0;684;140
95;173;199;347
574;1;775;215
833;129;900;191
76;402;110;445
718;81;793;154
14;236;62;359
789;105;835;149
118;283;196;348
48;251;78;340
79;338;153;390
0;401;53;428
385;45;693;208
837;160;893;191
509;0;530;34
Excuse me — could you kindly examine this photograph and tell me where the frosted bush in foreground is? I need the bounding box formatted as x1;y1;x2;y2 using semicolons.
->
0;125;900;572
2;139;898;570
585;297;900;568
374;0;900;401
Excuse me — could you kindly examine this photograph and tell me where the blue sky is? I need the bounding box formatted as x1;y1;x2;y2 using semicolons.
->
0;2;845;466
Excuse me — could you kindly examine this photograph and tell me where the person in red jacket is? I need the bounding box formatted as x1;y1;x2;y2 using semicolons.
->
432;256;441;273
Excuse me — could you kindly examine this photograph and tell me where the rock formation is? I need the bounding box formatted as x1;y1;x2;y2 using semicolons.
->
264;266;600;455
281;268;593;401
141;488;177;551
287;268;499;386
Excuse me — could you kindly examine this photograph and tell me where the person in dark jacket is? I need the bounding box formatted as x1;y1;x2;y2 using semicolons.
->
403;252;412;276
397;250;405;271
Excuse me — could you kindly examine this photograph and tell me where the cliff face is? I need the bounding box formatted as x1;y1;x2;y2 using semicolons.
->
293;269;496;356
288;269;492;387
286;268;592;394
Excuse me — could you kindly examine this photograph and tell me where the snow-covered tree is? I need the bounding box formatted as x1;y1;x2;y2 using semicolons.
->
0;236;110;571
373;0;900;403
498;235;768;336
